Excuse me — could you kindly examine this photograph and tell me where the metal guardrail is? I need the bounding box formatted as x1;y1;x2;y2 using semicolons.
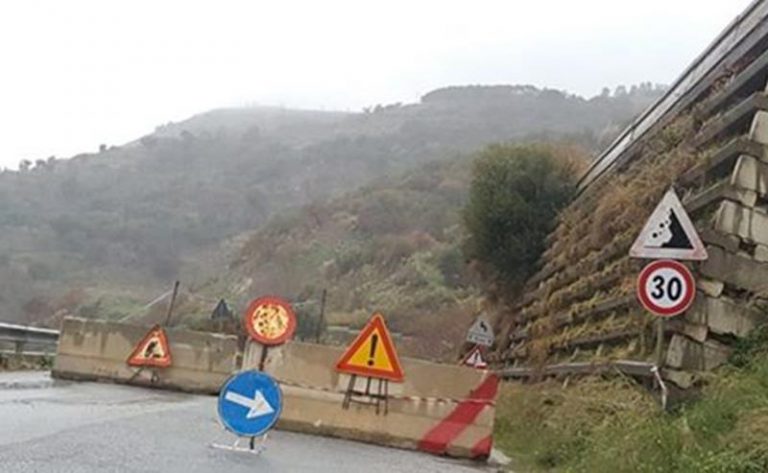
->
497;360;656;380
578;0;768;191
0;322;59;356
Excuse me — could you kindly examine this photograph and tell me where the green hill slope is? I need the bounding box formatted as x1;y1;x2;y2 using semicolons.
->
0;84;663;325
200;157;477;360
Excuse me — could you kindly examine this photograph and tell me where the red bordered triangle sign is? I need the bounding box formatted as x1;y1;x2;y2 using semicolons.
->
127;325;172;368
335;313;404;382
629;188;708;261
462;345;488;369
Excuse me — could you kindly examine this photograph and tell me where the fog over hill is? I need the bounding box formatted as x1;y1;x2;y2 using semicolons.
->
0;84;664;325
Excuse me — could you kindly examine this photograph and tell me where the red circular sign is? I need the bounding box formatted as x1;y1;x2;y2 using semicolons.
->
637;260;695;317
243;296;297;345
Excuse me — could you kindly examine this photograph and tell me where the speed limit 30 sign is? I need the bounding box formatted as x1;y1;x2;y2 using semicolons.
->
636;259;695;317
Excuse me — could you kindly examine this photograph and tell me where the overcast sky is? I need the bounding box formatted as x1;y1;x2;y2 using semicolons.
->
0;0;754;168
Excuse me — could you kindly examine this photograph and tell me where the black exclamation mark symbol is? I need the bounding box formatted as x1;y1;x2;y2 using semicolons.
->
368;334;378;366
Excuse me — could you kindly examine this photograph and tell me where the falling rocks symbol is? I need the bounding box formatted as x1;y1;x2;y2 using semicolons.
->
655;208;693;250
629;188;707;260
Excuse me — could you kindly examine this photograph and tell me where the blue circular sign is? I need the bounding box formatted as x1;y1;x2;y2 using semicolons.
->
217;370;283;437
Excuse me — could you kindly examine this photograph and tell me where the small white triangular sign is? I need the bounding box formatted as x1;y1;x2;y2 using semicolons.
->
462;345;488;369
629;188;708;261
466;316;494;347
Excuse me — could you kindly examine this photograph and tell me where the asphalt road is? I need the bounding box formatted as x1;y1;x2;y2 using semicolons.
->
0;371;490;473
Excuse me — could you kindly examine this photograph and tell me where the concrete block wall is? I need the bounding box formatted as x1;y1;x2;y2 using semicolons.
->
52;317;239;394
668;84;768;374
495;45;768;387
244;341;498;459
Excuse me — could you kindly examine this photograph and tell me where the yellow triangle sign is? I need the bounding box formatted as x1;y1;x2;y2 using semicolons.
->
335;313;404;382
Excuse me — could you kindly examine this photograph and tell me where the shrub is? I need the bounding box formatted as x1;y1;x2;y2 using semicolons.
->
463;143;583;290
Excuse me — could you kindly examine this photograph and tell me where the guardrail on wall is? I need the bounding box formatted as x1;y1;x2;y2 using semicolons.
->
0;322;59;356
578;0;768;191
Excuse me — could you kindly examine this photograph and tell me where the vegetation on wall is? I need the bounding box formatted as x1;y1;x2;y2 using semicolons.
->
499;115;700;367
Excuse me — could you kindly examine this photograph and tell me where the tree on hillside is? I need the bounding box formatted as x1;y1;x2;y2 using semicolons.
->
463;144;584;290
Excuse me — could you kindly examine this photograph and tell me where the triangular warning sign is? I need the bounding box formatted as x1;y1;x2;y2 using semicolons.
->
462;345;488;369
335;313;404;382
629;188;708;261
127;325;172;368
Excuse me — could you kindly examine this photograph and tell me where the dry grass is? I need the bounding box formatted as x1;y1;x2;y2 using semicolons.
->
506;115;701;365
495;327;768;473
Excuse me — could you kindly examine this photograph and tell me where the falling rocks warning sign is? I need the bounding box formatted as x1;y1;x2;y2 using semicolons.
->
629;188;708;261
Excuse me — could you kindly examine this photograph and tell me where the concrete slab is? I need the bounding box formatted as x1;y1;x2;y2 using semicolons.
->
52;317;239;394
243;341;497;460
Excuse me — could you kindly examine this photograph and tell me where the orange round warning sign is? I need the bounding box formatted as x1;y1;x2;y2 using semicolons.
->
243;296;297;346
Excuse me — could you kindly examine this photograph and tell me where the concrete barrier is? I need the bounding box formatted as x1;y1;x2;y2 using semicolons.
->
244;341;498;459
52;317;239;394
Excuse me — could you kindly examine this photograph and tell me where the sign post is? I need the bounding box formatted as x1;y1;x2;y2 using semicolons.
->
636;259;696;317
243;296;297;347
335;313;404;415
629;188;708;261
243;295;297;371
636;259;696;366
630;188;708;372
213;370;283;454
466;316;494;347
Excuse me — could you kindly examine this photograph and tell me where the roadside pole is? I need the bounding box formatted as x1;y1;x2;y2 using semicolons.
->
630;188;708;407
655;318;664;367
316;289;327;343
163;280;181;326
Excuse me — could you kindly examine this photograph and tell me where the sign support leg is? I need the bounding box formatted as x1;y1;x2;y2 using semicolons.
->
251;345;271;448
655;318;665;367
377;378;388;415
342;375;356;410
258;345;269;372
315;289;327;343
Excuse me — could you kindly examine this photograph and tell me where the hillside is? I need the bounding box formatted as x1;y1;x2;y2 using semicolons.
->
198;157;478;360
0;84;664;326
197;142;588;361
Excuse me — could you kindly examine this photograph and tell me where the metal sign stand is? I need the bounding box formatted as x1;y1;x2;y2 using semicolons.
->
212;370;283;456
212;344;273;452
341;375;389;415
251;344;270;449
630;189;708;410
126;280;178;386
211;430;269;455
209;344;274;455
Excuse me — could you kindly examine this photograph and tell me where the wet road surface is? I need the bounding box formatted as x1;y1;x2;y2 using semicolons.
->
0;371;489;473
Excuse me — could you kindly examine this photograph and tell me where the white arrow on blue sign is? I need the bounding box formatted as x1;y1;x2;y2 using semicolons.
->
217;370;283;437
